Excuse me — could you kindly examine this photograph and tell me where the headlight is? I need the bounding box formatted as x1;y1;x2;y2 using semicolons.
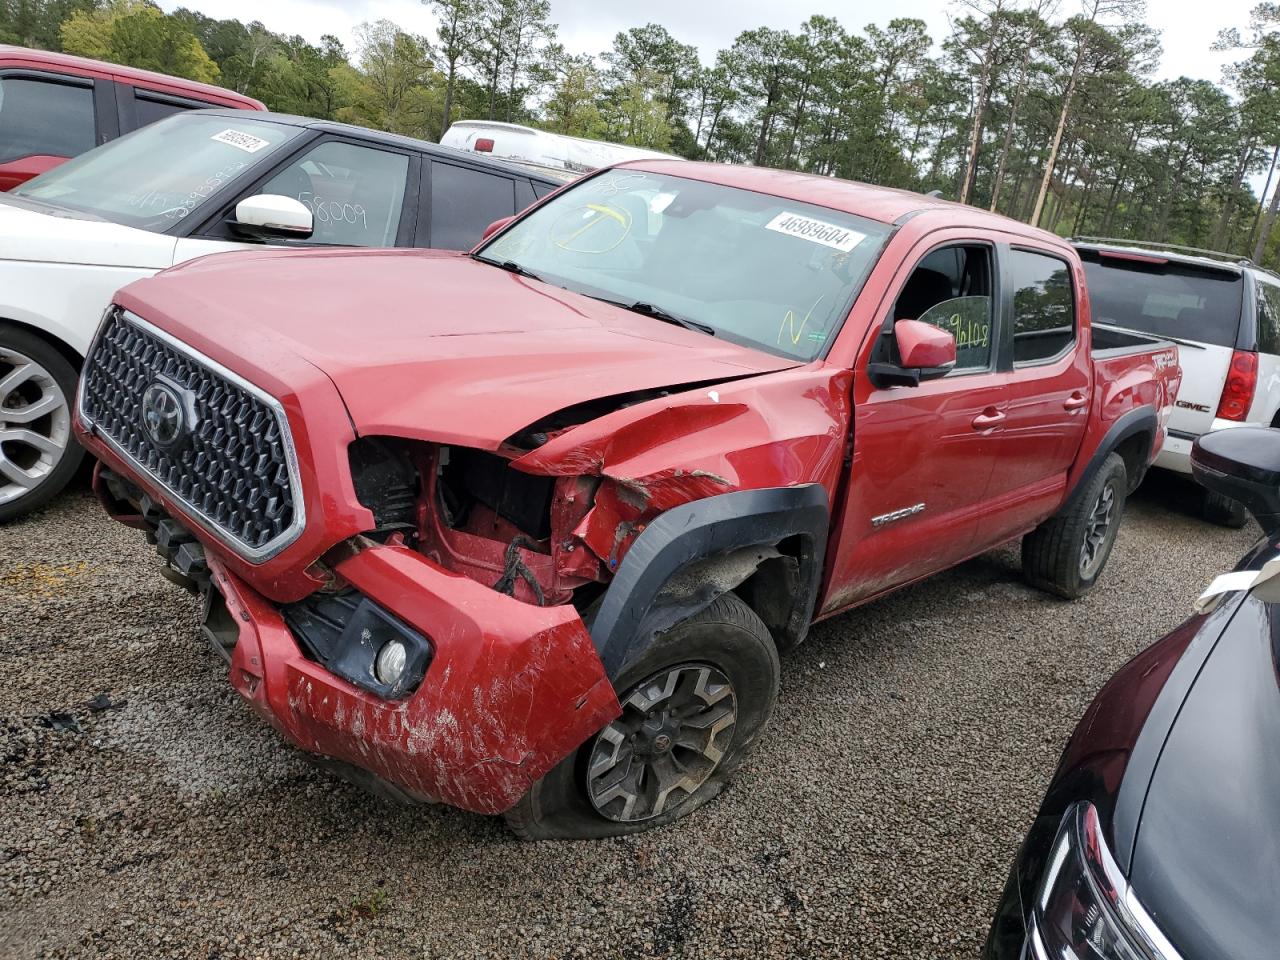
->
1032;803;1184;960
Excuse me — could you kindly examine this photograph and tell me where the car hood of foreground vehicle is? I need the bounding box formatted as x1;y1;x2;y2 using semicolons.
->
1127;591;1280;959
114;247;801;450
0;194;178;269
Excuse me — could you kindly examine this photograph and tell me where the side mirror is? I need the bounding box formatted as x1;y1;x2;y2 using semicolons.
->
229;194;314;241
896;319;957;370
481;215;515;241
1191;427;1280;534
868;319;957;388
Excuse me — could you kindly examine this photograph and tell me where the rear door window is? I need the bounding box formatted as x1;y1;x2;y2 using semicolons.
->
1007;249;1076;363
0;76;96;162
429;161;516;250
1256;278;1280;356
257;139;410;247
1080;252;1244;348
132;93;192;127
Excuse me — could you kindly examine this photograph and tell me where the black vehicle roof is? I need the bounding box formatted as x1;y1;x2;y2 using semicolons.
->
185;108;565;186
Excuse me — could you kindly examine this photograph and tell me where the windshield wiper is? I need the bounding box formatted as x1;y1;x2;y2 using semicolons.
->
472;253;543;283
618;300;717;336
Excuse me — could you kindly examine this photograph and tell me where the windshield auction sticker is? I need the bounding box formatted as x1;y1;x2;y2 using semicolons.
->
211;129;271;154
765;212;865;252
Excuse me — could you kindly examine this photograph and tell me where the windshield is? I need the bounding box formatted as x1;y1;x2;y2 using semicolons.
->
1081;251;1244;348
14;114;301;232
477;170;892;361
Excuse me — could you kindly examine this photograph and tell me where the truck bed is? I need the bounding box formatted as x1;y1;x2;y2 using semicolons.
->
1092;323;1176;359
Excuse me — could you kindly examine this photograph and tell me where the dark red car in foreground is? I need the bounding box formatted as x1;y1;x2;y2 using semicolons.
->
76;162;1181;837
0;45;264;190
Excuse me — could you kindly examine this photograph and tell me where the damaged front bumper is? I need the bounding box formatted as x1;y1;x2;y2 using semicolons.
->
96;468;621;817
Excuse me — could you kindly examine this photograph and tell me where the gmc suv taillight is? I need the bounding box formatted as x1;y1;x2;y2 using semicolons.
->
1217;350;1258;421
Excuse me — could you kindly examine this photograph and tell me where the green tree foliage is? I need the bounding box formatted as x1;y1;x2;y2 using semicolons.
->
0;0;95;47
61;1;219;83
6;0;1280;264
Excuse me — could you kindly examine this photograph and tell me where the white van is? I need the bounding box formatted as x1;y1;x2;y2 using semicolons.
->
1075;238;1280;526
440;120;683;178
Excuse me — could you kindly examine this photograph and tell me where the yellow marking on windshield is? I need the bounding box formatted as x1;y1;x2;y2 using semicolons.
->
555;203;632;253
778;296;826;347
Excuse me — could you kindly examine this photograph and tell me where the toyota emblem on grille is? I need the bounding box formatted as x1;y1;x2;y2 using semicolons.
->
141;381;186;448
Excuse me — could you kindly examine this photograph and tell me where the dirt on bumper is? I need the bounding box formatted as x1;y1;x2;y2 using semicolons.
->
206;540;618;816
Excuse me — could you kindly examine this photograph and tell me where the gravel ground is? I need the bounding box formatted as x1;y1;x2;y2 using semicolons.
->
0;471;1257;959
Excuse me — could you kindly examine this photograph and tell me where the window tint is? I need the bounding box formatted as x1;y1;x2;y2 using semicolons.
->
1009;249;1075;363
133;94;191;128
431;162;515;250
1257;279;1280;355
1080;253;1244;348
895;245;994;371
531;181;556;199
259;140;409;247
0;77;95;163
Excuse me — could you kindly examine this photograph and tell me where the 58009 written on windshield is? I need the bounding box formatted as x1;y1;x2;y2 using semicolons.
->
482;171;892;361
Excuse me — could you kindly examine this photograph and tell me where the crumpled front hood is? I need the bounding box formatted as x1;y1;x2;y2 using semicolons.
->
1128;594;1280;959
0;195;177;268
116;247;798;449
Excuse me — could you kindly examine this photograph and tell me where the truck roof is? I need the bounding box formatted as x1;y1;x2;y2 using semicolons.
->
0;45;265;110
618;159;1072;245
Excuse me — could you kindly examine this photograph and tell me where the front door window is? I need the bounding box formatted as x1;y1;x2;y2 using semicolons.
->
258;140;410;247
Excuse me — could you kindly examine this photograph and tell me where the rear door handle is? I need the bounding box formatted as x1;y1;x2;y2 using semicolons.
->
1063;392;1088;411
972;409;1005;430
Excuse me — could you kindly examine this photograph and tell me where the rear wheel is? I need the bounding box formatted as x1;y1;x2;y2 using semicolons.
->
1022;453;1127;600
1202;489;1249;528
504;593;779;840
0;328;83;523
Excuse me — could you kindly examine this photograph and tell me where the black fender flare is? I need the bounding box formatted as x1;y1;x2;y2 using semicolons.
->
587;484;830;676
1066;406;1158;503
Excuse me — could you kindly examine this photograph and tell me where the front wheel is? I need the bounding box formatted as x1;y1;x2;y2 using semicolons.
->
1022;453;1127;600
0;327;84;523
504;593;780;840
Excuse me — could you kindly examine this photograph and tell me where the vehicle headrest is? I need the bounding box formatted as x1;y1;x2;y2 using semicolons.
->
896;268;954;321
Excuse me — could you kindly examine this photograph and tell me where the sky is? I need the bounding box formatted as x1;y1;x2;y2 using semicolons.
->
155;0;1262;85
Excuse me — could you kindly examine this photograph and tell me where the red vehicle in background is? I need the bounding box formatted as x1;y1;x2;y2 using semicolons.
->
77;163;1181;838
0;45;264;190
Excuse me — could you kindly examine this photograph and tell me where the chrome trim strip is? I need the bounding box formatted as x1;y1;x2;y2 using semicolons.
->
1124;888;1186;960
78;308;306;564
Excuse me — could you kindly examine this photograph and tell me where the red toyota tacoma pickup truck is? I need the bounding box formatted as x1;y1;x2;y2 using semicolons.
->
75;162;1180;838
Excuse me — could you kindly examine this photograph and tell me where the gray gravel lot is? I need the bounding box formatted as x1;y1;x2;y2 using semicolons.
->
0;472;1257;959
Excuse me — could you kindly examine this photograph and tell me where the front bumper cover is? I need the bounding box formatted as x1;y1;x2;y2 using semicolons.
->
214;542;620;815
93;464;621;816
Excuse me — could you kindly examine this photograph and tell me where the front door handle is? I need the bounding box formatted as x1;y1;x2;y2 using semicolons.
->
1063;392;1088;411
972;409;1006;430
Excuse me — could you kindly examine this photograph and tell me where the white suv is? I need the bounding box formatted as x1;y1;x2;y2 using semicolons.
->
1076;238;1280;526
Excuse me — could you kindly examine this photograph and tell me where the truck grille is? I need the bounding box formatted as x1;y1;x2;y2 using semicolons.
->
79;309;303;561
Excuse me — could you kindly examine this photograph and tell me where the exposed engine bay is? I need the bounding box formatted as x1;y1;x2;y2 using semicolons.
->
344;384;740;614
349;436;612;613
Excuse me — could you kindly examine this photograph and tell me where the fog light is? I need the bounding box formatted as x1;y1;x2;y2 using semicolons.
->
374;640;407;685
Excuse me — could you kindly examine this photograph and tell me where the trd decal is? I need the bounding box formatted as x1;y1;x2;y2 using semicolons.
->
871;503;926;528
